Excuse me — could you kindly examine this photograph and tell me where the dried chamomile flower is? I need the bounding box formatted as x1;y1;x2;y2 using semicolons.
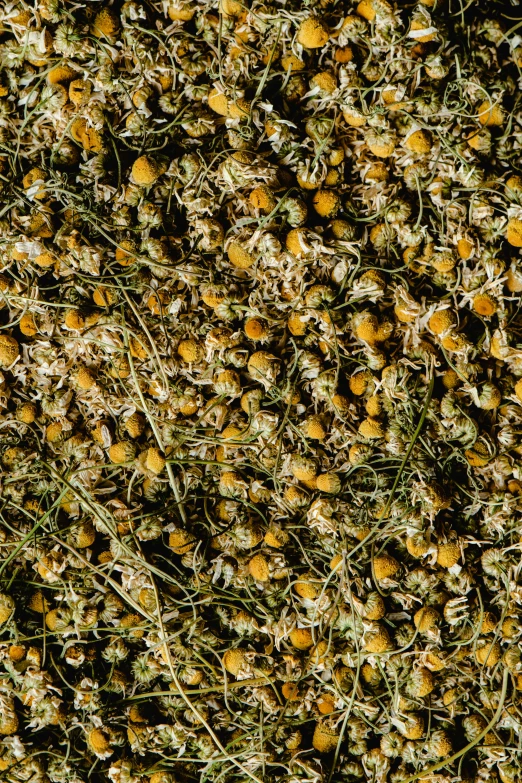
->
0;1;519;780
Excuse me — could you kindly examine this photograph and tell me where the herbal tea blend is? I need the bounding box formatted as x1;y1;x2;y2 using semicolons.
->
0;1;521;783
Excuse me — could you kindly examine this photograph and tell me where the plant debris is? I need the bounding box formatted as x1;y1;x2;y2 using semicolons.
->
0;1;522;783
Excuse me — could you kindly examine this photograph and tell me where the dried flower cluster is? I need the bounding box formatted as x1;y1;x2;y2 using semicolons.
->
1;0;522;782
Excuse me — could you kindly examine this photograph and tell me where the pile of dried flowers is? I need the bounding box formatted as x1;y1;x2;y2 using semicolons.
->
1;0;522;782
